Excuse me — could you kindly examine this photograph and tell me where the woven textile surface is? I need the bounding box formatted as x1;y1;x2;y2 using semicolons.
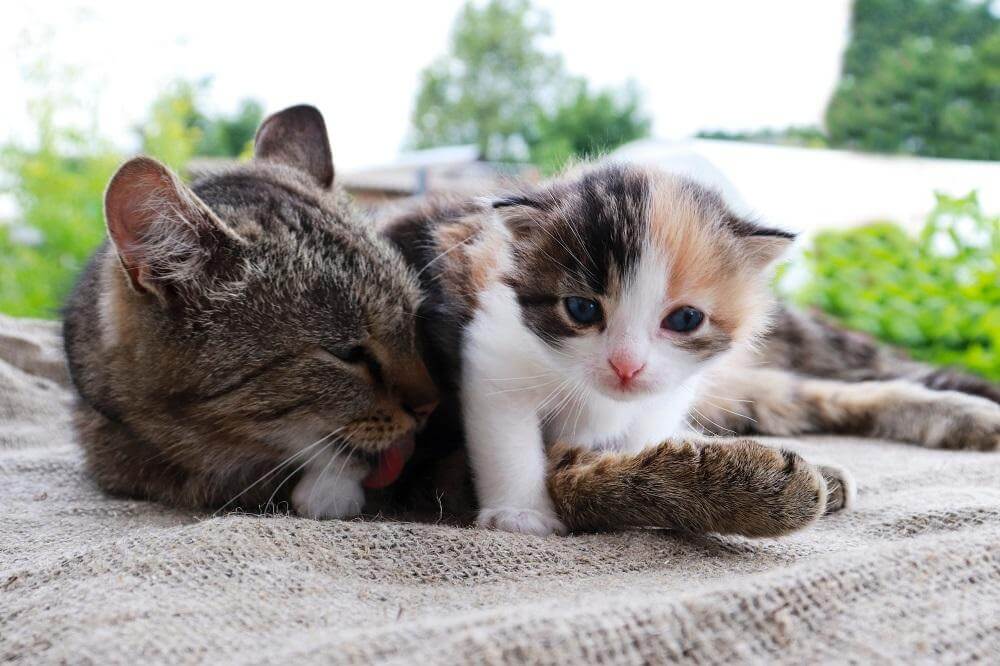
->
2;314;998;664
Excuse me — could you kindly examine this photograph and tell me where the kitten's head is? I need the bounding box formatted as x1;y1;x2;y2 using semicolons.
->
101;106;437;474
495;163;792;402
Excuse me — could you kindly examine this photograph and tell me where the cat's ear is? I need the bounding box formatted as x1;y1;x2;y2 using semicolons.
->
492;194;544;240
104;156;241;303
254;104;334;188
726;215;796;268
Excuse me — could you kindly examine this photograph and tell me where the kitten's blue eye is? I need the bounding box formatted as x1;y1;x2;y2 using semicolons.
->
663;306;704;333
564;297;602;325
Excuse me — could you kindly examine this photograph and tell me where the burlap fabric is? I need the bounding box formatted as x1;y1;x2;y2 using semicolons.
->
2;314;998;664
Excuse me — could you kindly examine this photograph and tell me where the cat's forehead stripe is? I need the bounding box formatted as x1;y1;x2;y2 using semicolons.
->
573;165;651;292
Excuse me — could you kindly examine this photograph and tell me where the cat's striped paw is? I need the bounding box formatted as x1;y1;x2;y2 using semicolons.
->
477;507;568;537
922;395;1000;451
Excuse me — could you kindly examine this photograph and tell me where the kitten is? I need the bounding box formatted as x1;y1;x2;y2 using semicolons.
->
384;163;1000;537
64;106;439;518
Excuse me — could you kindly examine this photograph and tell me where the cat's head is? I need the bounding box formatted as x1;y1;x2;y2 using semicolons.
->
494;163;792;402
101;105;437;474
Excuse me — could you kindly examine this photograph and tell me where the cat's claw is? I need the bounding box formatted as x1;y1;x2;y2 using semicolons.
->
477;507;568;536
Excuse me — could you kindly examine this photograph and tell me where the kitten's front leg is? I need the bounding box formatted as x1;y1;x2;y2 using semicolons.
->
291;451;367;520
463;367;568;536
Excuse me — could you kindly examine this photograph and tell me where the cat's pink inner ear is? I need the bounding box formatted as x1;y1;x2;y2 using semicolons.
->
104;157;181;294
742;234;795;269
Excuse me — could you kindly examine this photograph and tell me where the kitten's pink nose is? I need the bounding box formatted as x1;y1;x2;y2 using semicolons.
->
609;356;645;384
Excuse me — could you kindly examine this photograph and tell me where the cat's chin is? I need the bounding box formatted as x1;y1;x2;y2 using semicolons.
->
596;380;658;403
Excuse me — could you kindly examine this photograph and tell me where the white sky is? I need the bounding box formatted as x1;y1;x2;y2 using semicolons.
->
2;1;851;170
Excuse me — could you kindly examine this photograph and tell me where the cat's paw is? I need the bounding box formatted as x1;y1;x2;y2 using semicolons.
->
818;464;856;514
477;507;568;537
292;475;365;520
707;443;830;538
929;400;1000;451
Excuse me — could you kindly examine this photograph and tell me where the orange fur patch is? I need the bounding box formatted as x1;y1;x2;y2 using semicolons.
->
646;173;772;342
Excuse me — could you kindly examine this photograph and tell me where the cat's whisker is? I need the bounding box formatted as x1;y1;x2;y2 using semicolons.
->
263;436;337;515
306;437;352;514
486;378;561;397
699;391;755;404
485;372;557;383
542;379;580;427
214;428;343;517
700;399;758;423
690;406;737;435
414;235;477;279
536;378;574;421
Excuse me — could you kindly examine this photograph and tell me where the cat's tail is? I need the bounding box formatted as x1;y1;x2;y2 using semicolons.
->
546;439;852;537
764;306;999;405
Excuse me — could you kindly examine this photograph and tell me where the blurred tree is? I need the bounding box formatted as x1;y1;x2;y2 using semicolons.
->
696;126;828;148
139;81;203;171
0;96;119;318
196;98;264;158
528;80;651;173
139;80;264;167
410;0;649;166
826;0;999;160
411;0;562;161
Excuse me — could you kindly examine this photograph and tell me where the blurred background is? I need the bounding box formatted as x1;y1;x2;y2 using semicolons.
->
1;0;998;380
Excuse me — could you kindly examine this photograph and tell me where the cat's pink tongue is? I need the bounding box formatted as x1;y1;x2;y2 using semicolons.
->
362;436;415;489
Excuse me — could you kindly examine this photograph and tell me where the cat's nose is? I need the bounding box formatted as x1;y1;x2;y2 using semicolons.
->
609;357;645;383
405;399;439;420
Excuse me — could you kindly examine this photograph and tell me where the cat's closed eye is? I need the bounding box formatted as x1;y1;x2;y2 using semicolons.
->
321;345;384;382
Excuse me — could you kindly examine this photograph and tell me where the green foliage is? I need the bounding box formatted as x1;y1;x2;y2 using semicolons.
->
139;80;264;165
794;193;1000;380
0;101;119;318
0;76;257;318
139;81;203;171
825;0;999;160
528;80;650;174
696;126;829;148
411;0;562;160
410;0;649;165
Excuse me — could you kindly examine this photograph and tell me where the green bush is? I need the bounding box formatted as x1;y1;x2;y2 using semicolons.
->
793;192;1000;380
0;101;120;318
0;79;260;319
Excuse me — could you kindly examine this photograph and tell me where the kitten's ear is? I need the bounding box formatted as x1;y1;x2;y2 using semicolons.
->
492;194;543;240
727;215;796;268
104;157;241;303
254;104;334;188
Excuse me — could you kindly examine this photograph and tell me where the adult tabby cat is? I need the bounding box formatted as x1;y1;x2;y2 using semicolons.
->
383;163;1000;536
64;106;440;519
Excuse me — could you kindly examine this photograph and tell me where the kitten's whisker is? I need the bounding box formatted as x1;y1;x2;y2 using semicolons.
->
700;399;758;423
486;378;561;396
699;391;755;404
690;406;737;435
414;235;476;279
536;378;574;420
485;372;556;383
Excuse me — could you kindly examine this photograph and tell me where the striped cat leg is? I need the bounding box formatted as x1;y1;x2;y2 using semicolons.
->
546;439;852;537
698;368;1000;451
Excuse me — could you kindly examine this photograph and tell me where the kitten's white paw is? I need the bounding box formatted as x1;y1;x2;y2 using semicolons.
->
477;507;568;536
292;475;365;520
